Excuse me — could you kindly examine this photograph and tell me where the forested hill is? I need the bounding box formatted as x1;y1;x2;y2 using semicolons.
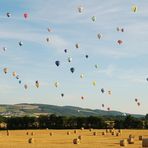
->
0;103;144;117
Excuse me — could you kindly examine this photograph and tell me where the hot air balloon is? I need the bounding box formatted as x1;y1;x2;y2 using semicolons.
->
54;82;59;88
61;93;64;97
117;40;123;45
47;28;51;32
132;5;137;13
95;64;98;69
97;33;102;39
55;61;60;67
135;98;138;102
146;78;148;81
35;80;39;88
16;75;19;79
7;12;11;17
24;84;28;89
137;102;140;106
81;96;84;100
19;41;23;46
107;107;110;111
19;80;21;84
78;6;84;13
85;55;88;58
80;74;84;79
3;47;7;51
3;68;8;74
75;43;79;48
102;104;104;107
70;67;75;73
12;72;16;77
92;81;96;86
101;88;105;93
121;28;124;32
46;37;50;42
116;27;120;32
91;16;96;22
68;57;72;63
24;13;28;19
64;49;68;53
108;90;111;95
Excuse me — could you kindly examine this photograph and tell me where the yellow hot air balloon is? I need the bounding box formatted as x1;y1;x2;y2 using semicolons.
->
132;5;137;13
3;68;8;74
12;72;16;77
92;81;96;86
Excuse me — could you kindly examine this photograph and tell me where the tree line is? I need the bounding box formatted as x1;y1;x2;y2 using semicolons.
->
0;114;148;130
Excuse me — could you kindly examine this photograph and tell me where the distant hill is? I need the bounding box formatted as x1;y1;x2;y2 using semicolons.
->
0;103;144;118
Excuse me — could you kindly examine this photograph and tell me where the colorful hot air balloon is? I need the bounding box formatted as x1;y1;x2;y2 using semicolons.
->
70;67;75;73
92;81;96;86
24;84;28;89
85;55;88;58
3;68;8;74
68;57;72;63
117;40;123;45
54;82;59;88
78;6;84;13
35;80;39;88
91;16;96;22
80;74;84;79
132;5;138;13
75;43;79;48
101;88;105;93
19;41;23;46
61;93;64;97
12;72;16;77
97;33;102;39
81;96;84;100
7;12;11;17
64;49;68;53
24;13;28;19
55;61;60;67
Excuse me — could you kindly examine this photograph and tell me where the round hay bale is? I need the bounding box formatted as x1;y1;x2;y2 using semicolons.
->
102;132;106;136
81;127;84;130
116;133;120;136
129;134;134;138
139;135;143;141
111;131;115;136
26;132;29;135
106;129;110;133
49;132;53;136
31;132;34;136
89;128;93;132
28;138;34;144
73;138;80;144
142;138;148;147
78;135;82;140
74;130;77;134
93;132;97;136
128;137;134;144
67;131;70;135
120;139;127;147
118;129;122;134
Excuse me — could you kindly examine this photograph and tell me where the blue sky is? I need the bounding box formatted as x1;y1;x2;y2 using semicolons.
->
0;0;148;115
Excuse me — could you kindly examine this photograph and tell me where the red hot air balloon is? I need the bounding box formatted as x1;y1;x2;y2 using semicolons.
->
117;40;123;45
24;13;28;19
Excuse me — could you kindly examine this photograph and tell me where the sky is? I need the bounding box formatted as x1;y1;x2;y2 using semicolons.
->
0;0;148;115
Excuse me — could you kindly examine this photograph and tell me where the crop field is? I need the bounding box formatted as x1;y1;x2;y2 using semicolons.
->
0;129;147;148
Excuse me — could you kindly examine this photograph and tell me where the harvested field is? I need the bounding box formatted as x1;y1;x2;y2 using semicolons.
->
0;129;147;148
